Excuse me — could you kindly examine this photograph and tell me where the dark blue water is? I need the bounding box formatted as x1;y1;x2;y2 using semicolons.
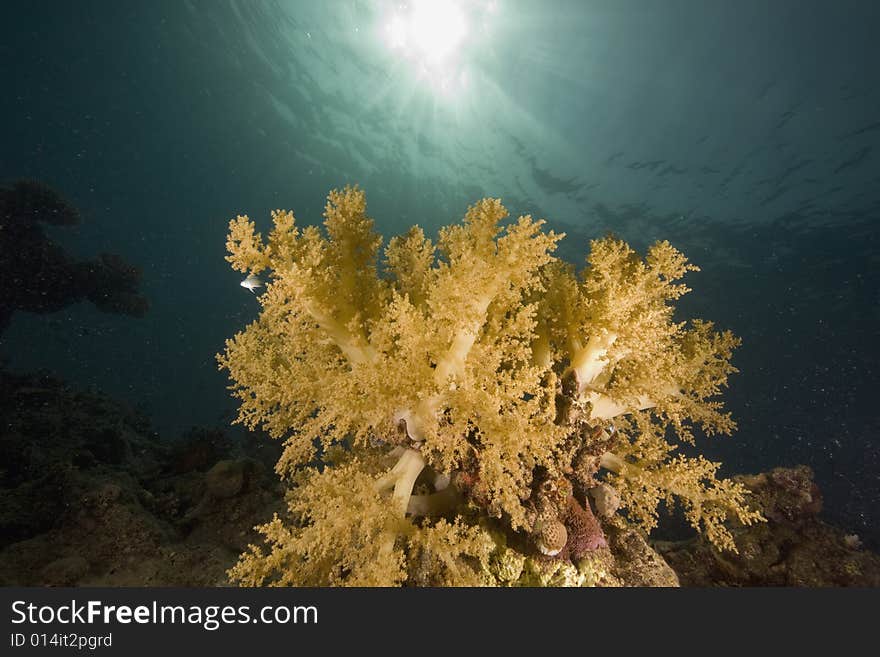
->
2;0;878;545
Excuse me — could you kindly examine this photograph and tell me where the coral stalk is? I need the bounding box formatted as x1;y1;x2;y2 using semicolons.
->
374;448;426;516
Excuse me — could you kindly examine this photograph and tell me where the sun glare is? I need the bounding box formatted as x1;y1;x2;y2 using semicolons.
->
409;1;467;61
380;0;496;97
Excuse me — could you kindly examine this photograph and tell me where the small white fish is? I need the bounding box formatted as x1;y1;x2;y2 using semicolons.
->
240;273;264;294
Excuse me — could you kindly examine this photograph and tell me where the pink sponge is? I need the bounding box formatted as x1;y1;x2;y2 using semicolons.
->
564;496;607;560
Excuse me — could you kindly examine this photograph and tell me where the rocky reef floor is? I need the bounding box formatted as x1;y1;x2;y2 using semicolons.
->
1;369;876;587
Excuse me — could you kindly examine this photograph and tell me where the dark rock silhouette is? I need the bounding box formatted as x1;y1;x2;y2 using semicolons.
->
0;179;148;334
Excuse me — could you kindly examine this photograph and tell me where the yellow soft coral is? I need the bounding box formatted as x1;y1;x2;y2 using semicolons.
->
219;186;567;527
229;453;411;586
219;185;761;585
229;449;499;586
598;419;763;551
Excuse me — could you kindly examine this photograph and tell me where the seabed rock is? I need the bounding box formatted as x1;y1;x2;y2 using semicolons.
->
655;465;880;586
0;370;282;586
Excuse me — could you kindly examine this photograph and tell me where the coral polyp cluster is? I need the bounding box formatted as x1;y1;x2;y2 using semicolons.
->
218;185;762;586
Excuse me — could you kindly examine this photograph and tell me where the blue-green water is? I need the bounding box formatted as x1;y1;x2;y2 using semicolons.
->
1;0;878;546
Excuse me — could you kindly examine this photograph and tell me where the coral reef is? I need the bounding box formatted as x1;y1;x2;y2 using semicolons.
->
0;367;876;587
217;185;766;586
656;466;880;586
0;179;148;334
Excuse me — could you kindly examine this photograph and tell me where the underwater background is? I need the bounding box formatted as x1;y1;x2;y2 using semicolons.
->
1;0;878;551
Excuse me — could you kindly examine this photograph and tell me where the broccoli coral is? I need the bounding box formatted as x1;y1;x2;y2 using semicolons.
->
219;185;762;586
